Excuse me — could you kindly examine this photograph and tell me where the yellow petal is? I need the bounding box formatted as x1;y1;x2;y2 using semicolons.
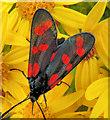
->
85;77;108;100
57;31;69;40
83;98;96;107
9;70;29;86
89;57;99;83
52;7;86;29
0;2;13;14
55;1;83;5
17;18;30;38
6;93;30;113
3;79;27;101
10;61;28;76
57;111;89;118
6;31;29;46
90;88;108;118
75;61;83;91
2;98;11;113
83;1;107;31
81;60;90;89
62;23;79;36
1;11;8;51
99;67;108;77
47;73;73;103
8;9;19;31
49;89;84;113
1;95;12;113
93;17;108;32
95;31;109;69
55;101;79;117
3;46;29;64
11;114;23;118
13;16;22;32
104;106;108;118
93;18;109;69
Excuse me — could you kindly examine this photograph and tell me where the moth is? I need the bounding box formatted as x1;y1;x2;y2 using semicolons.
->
1;8;95;119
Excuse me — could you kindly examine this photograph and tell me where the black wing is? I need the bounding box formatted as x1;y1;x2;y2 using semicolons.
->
46;32;95;89
28;9;57;77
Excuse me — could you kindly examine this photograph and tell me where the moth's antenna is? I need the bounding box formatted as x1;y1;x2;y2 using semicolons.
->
36;101;46;120
0;97;30;119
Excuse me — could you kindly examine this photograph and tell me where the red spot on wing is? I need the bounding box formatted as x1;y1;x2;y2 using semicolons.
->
32;63;40;77
42;20;52;31
62;54;70;65
34;20;52;35
48;74;59;86
28;63;32;77
76;48;85;56
34;25;44;35
76;36;83;47
50;79;61;89
66;64;72;71
31;46;38;54
38;44;49;51
50;51;57;62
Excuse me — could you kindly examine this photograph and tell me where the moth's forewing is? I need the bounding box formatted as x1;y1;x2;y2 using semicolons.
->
28;9;57;77
46;32;95;88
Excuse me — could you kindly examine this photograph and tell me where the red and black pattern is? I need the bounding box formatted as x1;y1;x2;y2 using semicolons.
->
28;9;95;101
46;32;95;89
28;9;57;78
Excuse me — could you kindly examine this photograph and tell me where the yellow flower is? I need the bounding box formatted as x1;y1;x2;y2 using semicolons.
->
55;1;109;116
10;74;85;118
52;6;86;35
60;1;108;89
0;48;30;114
2;1;84;40
85;77;108;118
0;8;30;113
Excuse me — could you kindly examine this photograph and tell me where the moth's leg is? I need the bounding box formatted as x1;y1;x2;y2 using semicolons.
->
57;37;65;46
36;101;46;120
26;38;30;43
56;81;71;88
10;68;28;79
26;93;30;99
32;102;35;115
43;94;47;108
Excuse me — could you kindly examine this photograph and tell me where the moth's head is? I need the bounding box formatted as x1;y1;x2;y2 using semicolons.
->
30;96;37;103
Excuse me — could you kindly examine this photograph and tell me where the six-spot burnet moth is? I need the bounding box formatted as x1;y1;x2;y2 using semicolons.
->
0;8;95;119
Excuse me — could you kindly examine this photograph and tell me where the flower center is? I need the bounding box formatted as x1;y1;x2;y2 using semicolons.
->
22;101;54;118
2;63;10;81
16;2;56;21
84;45;96;60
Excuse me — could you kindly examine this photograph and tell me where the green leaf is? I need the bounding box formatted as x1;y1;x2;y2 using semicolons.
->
100;65;110;76
68;2;96;15
64;67;76;95
76;105;88;112
8;3;16;14
58;23;68;35
3;45;11;53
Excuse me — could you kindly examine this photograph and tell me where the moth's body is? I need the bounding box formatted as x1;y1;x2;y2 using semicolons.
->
29;72;50;102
